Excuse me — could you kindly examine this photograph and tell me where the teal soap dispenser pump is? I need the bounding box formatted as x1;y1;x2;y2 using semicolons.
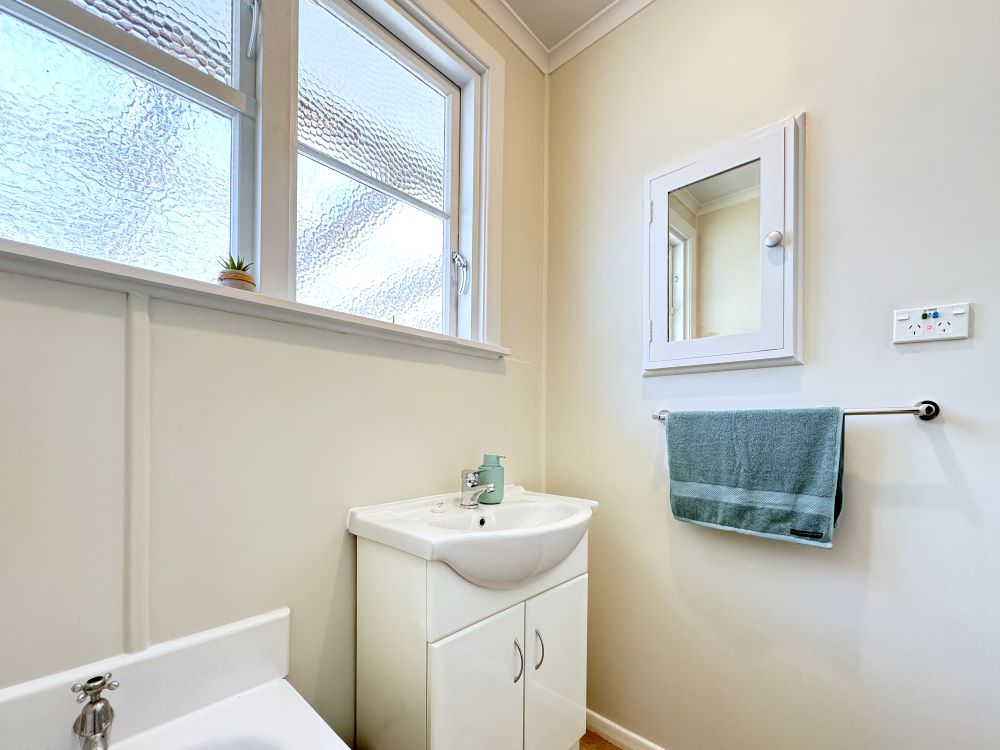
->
476;453;505;504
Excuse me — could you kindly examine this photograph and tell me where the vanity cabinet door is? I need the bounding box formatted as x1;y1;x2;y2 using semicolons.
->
428;602;525;750
525;574;588;750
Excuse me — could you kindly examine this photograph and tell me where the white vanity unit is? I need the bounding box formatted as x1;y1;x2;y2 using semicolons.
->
348;485;598;750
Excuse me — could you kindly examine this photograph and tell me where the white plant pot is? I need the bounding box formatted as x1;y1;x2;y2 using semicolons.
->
218;270;256;292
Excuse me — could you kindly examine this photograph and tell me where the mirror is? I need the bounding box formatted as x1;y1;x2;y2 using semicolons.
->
666;160;761;341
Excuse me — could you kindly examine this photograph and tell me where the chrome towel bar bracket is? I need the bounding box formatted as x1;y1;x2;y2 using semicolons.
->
651;400;941;422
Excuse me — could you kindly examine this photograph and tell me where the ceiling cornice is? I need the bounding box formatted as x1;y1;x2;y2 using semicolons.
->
471;0;657;74
469;0;549;71
548;0;657;71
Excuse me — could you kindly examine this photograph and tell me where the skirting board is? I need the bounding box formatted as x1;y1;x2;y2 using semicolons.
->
587;709;668;750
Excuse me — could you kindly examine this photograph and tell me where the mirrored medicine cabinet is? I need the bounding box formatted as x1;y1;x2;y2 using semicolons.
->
643;115;804;373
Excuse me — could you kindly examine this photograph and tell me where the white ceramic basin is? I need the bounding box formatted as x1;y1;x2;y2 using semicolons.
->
347;485;598;589
115;680;348;750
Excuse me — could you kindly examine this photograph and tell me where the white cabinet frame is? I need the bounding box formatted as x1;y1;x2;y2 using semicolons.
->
643;115;805;374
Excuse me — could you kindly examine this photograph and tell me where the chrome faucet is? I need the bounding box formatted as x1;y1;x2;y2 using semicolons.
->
71;673;119;750
459;470;495;509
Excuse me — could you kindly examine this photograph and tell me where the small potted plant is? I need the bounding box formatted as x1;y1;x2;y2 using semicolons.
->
217;254;256;292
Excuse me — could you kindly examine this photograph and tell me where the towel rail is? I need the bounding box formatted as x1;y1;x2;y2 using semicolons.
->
651;400;940;422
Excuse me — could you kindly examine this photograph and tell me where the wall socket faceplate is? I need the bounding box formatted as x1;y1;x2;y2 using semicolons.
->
893;303;970;344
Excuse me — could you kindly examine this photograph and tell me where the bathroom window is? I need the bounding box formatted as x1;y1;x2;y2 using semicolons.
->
0;0;255;283
0;0;502;352
296;0;463;335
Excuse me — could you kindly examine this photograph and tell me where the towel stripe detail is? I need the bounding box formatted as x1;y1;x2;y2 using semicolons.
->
670;479;834;547
670;480;832;516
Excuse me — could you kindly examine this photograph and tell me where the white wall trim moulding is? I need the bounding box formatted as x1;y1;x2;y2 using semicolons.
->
471;0;658;73
0;609;290;749
587;708;669;750
123;292;152;654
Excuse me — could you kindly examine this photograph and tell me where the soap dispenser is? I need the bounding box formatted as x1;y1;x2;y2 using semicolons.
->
476;453;505;504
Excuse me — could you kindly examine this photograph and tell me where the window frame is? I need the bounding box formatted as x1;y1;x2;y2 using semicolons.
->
296;0;463;336
255;0;506;348
0;0;508;356
348;0;503;344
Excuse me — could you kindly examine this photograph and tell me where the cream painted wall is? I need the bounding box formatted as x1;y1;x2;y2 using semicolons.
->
0;275;126;685
695;197;760;338
547;1;1000;749
0;0;545;743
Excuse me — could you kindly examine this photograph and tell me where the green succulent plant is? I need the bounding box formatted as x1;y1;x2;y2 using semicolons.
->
218;254;254;272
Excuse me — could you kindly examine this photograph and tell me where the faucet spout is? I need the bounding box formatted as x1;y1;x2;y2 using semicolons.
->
459;470;496;508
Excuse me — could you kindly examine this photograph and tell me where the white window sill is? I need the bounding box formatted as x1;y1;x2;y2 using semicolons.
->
0;240;510;360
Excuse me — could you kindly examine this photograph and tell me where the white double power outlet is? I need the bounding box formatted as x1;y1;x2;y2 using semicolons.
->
893;303;971;344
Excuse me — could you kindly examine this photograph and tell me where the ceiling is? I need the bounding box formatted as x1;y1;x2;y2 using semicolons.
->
473;0;657;72
674;161;761;216
685;162;760;207
503;0;619;49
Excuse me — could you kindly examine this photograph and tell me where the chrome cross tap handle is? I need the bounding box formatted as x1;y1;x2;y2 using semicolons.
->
71;673;119;749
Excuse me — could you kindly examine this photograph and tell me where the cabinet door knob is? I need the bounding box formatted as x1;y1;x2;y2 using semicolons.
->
764;230;784;248
513;638;524;684
534;628;545;670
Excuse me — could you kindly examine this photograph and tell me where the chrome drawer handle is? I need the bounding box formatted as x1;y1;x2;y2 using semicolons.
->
534;628;545;670
513;638;524;684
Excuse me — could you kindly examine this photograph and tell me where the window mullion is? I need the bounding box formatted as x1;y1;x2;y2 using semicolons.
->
232;0;256;269
234;112;257;268
255;0;298;299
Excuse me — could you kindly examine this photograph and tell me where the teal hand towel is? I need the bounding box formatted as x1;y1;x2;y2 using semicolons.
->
666;408;845;548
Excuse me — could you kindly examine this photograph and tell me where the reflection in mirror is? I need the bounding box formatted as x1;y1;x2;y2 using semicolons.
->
666;160;761;341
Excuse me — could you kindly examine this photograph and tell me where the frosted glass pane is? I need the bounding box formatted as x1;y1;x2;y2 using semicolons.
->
69;0;233;82
297;155;445;333
298;0;447;210
0;13;232;284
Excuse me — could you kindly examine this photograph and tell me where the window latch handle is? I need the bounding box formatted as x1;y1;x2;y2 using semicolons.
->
243;0;262;59
452;252;470;295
